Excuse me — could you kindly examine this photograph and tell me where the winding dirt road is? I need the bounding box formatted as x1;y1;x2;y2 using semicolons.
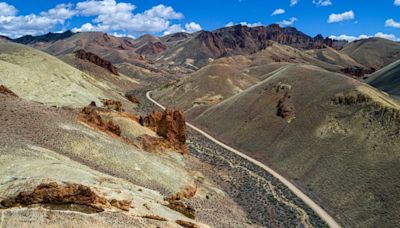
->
146;91;341;228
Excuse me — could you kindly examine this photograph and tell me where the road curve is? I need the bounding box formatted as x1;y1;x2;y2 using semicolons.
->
145;91;341;228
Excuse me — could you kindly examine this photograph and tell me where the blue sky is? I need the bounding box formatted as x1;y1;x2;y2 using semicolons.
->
1;0;400;41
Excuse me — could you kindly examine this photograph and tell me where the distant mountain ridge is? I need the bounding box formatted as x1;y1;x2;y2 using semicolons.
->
13;30;75;45
10;24;348;71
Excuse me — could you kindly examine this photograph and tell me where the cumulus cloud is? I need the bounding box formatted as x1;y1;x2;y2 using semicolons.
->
395;0;400;6
327;10;354;23
185;22;202;33
163;24;184;35
75;1;185;34
329;32;398;42
163;22;202;35
76;0;135;17
0;0;200;38
0;3;75;38
385;18;400;28
290;0;298;6
277;17;297;27
41;3;76;21
374;32;398;40
71;22;95;32
271;9;285;16
313;0;332;6
0;2;17;16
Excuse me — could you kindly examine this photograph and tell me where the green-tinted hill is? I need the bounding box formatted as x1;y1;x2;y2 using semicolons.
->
0;41;137;107
365;59;400;98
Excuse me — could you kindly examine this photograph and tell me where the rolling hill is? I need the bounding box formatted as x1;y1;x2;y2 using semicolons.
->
0;41;254;227
340;37;400;70
154;63;400;227
0;41;137;107
366;59;400;98
153;41;369;115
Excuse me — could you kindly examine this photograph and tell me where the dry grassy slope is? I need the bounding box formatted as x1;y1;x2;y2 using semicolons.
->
365;59;400;98
0;94;209;227
153;42;363;113
306;47;365;68
0;41;137;108
340;37;400;70
187;64;400;227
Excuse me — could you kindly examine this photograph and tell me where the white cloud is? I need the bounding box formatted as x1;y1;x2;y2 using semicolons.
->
163;22;202;35
40;4;76;21
277;17;297;27
395;0;400;6
163;24;184;35
111;32;135;39
374;32;397;41
76;0;135;17
313;0;332;6
0;3;75;38
385;18;400;28
329;32;398;42
144;4;183;19
327;10;354;23
75;1;185;34
271;9;285;16
240;21;263;27
224;21;263;27
0;2;17;16
185;22;202;33
290;0;298;6
0;0;198;38
72;22;95;32
328;34;369;42
225;22;235;27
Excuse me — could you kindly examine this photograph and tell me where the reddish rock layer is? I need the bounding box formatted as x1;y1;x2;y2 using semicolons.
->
176;220;200;228
1;182;107;210
141;109;188;154
75;49;119;75
0;182;132;212
102;99;123;111
125;94;140;104
0;85;17;97
80;104;122;136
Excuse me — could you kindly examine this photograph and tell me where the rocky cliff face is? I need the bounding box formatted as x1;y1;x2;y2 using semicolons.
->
199;24;347;58
75;49;119;75
141;109;188;154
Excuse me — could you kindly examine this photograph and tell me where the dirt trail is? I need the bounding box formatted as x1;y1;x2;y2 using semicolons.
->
146;91;341;228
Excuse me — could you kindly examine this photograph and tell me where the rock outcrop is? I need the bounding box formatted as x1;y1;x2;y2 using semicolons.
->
125;94;140;104
80;104;122;136
341;67;376;79
276;83;295;123
102;99;122;111
75;49;119;75
176;220;201;228
141;109;188;154
0;85;17;97
0;182;132;212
